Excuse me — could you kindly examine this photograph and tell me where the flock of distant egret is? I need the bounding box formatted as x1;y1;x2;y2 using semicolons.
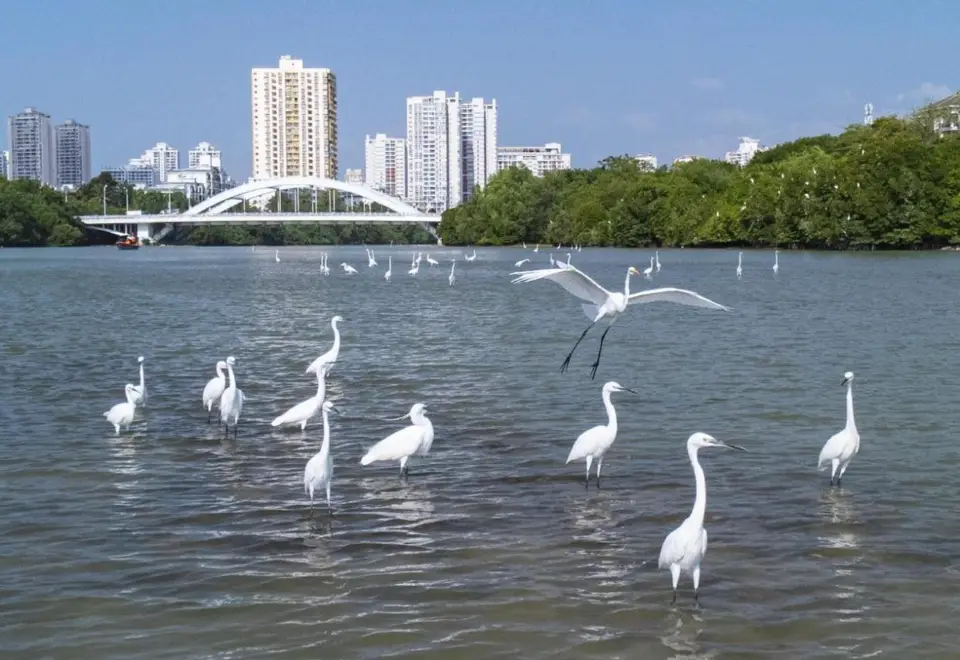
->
101;245;860;605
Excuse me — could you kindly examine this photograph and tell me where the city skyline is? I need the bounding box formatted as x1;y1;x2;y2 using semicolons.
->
0;2;956;181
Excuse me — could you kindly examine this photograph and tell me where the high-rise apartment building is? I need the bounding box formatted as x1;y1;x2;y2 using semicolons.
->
188;141;222;169
251;55;338;180
0;150;9;179
459;98;497;200
55;120;92;188
497;143;571;177
724;137;765;167
134;142;179;182
8;107;56;186
406;91;462;213
364;133;406;199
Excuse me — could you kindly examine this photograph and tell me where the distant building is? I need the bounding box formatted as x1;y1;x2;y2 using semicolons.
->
158;168;225;202
188;141;221;169
634;153;658;171
135;142;180;182
0;150;8;179
55;120;92;188
672;154;702;165
103;163;157;187
459;97;498;201
406;91;462;213
364;133;406;198
8;107;56;186
724;137;765;167
496;142;571;177
344;168;363;185
251;55;338;180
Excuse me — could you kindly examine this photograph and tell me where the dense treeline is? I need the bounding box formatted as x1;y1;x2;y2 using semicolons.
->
440;116;960;249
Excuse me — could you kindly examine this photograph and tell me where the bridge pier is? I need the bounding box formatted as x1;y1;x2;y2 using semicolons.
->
137;223;155;243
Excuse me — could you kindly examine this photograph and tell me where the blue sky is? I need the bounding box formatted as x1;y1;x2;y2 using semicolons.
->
1;1;956;180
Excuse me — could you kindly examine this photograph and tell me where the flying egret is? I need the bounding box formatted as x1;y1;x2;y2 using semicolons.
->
219;356;244;438
367;248;377;267
773;250;780;275
104;384;138;435
659;432;745;604
305;315;343;376
385;256;392;281
465;249;477;262
566;381;637;487
341;263;358;275
129;356;147;406
818;372;860;486
360;403;434;477
426;253;439;267
511;264;730;379
448;260;456;286
515;258;531;268
201;360;228;423
655;250;662;273
304;400;340;512
736;252;743;279
272;368;326;431
643;256;654;279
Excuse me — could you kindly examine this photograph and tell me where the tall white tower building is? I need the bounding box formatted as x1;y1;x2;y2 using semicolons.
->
135;142;180;182
364;133;407;199
251;55;338;180
459;98;498;200
55;120;92;188
405;91;464;213
188;141;222;169
8;108;56;186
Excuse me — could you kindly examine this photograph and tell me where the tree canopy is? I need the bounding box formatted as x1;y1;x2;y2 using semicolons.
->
440;116;960;250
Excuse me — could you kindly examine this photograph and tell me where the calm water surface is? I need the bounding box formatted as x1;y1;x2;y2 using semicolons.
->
1;245;960;659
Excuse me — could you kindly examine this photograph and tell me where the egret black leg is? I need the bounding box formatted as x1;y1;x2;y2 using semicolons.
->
207;409;211;424
589;326;613;380
670;590;677;605
561;322;595;373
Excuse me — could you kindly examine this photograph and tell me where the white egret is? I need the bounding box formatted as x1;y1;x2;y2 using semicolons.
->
655;250;662;272
515;258;531;268
408;254;420;276
201;360;228;423
465;249;477;262
566;381;637;487
511;264;729;378
320;253;330;276
305;315;343;376
818;372;860;486
275;249;280;263
219;356;244;438
448;260;456;286
129;356;147;406
360;403;434;477
272;369;326;431
643;256;654;279
659;432;745;604
304;400;340;512
367;248;378;267
533;243;540;253
384;255;392;281
736;252;743;279
523;241;527;249
341;263;358;275
549;253;555;267
426;253;439;267
773;250;780;275
104;384;138;435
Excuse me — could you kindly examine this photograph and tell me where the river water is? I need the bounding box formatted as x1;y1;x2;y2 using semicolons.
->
1;245;959;659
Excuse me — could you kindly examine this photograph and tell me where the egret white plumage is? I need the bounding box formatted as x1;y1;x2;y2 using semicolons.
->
566;381;637;487
367;248;377;267
736;252;743;279
272;368;326;430
658;432;745;604
818;372;860;486
773;250;780;275
515;258;531;267
341;263;358;274
643;256;654;279
320;253;330;276
201;360;228;423
304;400;340;511
426;253;439;267
275;250;280;263
129;356;147;406
305;315;343;376
655;250;662;272
104;384;138;435
360;403;434;476
219;356;244;438
408;253;420;276
465;249;477;262
385;256;392;281
448;260;456;286
533;243;540;253
511;264;730;378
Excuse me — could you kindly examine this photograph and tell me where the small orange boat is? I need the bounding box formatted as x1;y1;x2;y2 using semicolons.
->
115;236;140;250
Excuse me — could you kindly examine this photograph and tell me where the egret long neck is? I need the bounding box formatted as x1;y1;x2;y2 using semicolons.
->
845;383;856;431
602;389;618;434
226;364;236;389
315;370;326;400
139;363;145;389
319;410;331;456
216;364;225;381
688;444;707;527
330;321;341;354
623;270;632;297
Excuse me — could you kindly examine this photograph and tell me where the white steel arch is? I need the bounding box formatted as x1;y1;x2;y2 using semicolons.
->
183;176;427;217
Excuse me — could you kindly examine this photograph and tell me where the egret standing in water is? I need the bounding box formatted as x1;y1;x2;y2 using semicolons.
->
511;264;730;379
201;360;228;423
448;260;456;286
360;403;434;477
272;368;326;431
340;263;358;275
104;384;138;435
659;432;745;605
566;381;637;487
736;252;743;279
384;256;392;281
773;250;780;276
304;400;340;512
219;356;244;438
818;372;860;486
305;316;343;376
129;356;147;406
